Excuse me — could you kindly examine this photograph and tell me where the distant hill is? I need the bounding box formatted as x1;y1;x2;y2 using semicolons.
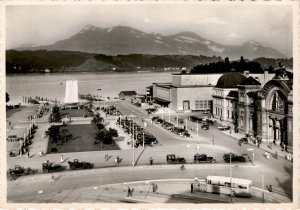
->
6;50;222;73
6;50;292;74
16;25;287;59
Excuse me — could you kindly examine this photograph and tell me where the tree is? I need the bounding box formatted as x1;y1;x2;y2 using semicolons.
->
49;105;62;124
48;125;61;144
91;113;104;129
108;128;118;138
6;92;10;103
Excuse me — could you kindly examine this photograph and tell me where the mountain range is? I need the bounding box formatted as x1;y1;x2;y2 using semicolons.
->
17;25;287;59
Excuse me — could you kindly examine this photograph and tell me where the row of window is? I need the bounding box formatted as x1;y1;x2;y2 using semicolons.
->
214;99;235;108
195;100;210;109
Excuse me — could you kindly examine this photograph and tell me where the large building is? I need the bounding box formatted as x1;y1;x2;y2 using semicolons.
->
153;69;274;112
212;66;293;152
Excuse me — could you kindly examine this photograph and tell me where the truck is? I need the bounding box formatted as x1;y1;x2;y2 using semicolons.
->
194;154;216;163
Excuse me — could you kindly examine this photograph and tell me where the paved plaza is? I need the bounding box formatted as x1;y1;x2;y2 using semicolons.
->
6;100;293;203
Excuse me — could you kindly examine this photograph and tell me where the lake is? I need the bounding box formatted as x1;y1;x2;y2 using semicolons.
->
6;71;173;105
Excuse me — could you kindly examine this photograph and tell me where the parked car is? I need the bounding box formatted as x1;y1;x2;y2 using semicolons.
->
218;124;231;131
6;135;22;142
166;154;186;164
239;137;248;144
223;153;246;163
7;165;37;180
201;123;209;130
190;116;202;123
162;121;174;130
42;162;65;173
182;131;190;137
202;118;215;125
68;159;94;170
194;154;216;163
146;108;157;114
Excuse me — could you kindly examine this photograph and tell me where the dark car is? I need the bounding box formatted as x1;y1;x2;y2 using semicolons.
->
194;154;216;163
239;137;248;144
190;116;202;123
68;159;94;170
182;131;190;138
7;165;37;180
223;153;246;163
146;108;157;114
201;123;209;130
42;162;65;173
166;154;186;164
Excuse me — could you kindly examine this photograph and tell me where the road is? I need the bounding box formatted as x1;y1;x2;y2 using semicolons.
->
7;164;290;203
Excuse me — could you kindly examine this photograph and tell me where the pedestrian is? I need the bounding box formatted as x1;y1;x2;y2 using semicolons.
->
149;157;153;165
274;151;278;159
196;143;200;151
105;154;108;160
152;183;156;193
283;144;286;151
127;187;131;197
27;150;30;158
229;129;232;135
39;151;42;157
191;183;194;193
60;155;64;163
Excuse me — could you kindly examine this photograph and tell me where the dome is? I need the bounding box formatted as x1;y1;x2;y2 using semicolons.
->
216;71;247;88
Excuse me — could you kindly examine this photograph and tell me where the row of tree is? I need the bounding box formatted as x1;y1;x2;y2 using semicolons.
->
92;113;119;146
190;57;264;74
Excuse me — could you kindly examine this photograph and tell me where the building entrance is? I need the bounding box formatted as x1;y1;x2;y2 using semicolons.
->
183;101;190;110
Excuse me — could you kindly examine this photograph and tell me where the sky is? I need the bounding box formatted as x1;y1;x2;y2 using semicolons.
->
6;3;293;56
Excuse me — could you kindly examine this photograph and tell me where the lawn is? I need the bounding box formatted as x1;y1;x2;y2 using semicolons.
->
47;124;120;153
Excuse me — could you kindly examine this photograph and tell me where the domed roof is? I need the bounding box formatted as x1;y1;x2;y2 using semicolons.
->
216;71;247;88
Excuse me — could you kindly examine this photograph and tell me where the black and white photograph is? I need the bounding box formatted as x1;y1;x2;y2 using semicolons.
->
3;1;298;206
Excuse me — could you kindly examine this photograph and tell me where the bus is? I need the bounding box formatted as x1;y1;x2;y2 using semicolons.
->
196;176;252;197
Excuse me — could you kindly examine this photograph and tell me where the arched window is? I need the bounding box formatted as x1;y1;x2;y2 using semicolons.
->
270;91;285;112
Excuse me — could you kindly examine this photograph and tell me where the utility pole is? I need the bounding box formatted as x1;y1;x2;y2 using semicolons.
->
230;153;233;203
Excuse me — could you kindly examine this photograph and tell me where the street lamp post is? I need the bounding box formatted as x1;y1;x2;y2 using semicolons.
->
132;120;135;167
